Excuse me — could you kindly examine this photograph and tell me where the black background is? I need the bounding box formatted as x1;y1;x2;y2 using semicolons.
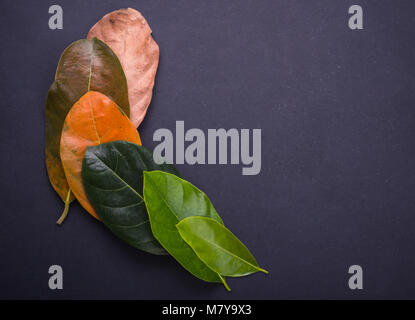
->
0;0;414;299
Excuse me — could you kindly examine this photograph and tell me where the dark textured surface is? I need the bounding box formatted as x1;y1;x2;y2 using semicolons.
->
0;0;414;299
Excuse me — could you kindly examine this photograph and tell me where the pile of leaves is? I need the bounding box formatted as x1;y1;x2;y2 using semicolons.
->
45;8;267;291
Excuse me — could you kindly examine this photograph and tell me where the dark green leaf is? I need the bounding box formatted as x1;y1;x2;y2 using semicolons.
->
177;216;268;277
45;38;129;211
82;141;178;255
143;171;226;285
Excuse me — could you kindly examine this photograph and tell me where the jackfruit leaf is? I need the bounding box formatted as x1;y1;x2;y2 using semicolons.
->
60;91;140;220
177;216;269;277
45;38;129;223
88;8;159;127
82;141;179;255
143;171;229;289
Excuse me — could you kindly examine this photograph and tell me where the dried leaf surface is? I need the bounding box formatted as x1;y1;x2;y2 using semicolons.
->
60;91;141;219
45;38;129;203
87;8;159;127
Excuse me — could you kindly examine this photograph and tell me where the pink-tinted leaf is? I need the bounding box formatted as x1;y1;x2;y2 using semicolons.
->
88;8;159;127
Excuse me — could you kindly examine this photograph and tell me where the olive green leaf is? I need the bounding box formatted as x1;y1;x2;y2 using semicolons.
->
143;171;228;288
177;216;268;277
82;141;178;255
45;38;129;224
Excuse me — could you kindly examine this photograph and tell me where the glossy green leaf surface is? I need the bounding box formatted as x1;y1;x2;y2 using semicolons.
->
82;141;178;255
143;171;225;283
45;38;129;204
177;216;268;277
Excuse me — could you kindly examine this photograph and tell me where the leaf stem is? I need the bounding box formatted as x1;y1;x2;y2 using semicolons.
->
218;274;231;292
258;267;269;275
56;189;71;225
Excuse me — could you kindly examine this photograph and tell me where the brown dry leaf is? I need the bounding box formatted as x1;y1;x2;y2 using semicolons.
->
87;8;159;128
60;91;141;220
46;38;130;224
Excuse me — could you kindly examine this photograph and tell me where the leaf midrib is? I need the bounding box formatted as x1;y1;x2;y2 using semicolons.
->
106;219;149;230
94;154;144;201
87;44;94;91
145;175;180;221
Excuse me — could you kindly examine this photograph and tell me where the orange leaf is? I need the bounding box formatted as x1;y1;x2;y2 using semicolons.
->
60;91;141;220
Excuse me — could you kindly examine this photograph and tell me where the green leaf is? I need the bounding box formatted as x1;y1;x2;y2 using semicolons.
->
143;171;226;285
45;38;129;222
177;216;268;277
82;141;178;255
